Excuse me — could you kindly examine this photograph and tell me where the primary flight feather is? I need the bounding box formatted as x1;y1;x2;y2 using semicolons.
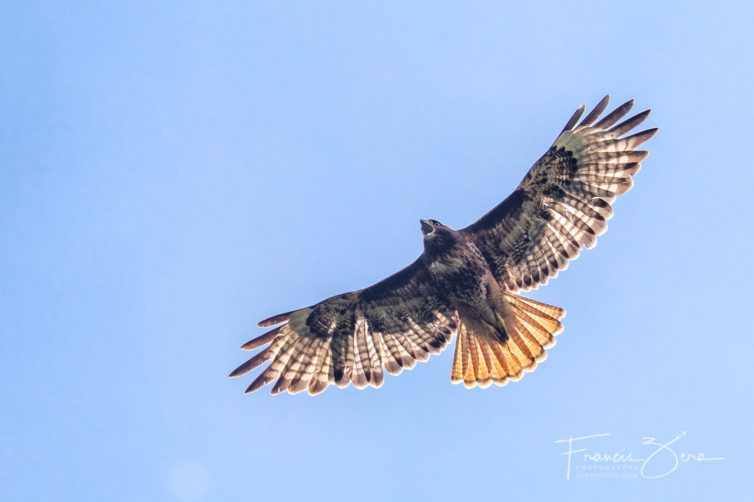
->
231;95;657;395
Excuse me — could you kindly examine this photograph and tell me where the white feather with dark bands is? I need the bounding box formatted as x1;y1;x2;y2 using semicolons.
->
230;262;457;395
462;95;657;292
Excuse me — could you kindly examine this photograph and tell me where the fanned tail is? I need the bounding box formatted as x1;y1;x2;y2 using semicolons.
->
450;294;565;388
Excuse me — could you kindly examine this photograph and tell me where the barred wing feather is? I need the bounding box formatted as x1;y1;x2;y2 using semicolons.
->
230;259;457;395
463;95;657;292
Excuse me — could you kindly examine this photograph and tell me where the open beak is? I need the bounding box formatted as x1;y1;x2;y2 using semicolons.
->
420;219;433;234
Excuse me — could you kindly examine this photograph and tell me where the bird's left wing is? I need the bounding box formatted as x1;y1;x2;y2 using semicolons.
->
230;259;457;395
462;95;658;292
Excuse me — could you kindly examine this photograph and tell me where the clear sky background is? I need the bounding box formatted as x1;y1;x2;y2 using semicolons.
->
2;2;753;501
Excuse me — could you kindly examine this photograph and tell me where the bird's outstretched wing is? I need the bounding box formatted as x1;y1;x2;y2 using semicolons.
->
230;259;457;395
462;96;658;292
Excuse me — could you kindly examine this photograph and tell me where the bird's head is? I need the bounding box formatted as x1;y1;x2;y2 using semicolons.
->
420;219;455;252
420;219;445;235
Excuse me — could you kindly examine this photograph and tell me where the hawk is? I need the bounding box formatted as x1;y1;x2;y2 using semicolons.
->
230;95;657;395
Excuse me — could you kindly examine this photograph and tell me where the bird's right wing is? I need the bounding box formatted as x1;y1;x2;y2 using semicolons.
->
230;258;457;395
462;96;657;292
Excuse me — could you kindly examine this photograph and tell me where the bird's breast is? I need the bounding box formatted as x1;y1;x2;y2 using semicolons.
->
425;242;490;302
427;254;466;274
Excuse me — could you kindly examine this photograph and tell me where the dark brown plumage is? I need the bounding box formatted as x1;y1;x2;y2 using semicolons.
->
230;95;657;395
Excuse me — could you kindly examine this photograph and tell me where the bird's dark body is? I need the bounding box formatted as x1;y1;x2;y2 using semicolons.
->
423;228;487;305
421;221;511;342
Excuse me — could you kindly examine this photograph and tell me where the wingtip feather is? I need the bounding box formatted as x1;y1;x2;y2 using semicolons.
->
561;103;586;133
594;99;635;129
241;327;282;350
610;109;651;136
578;95;610;127
257;311;294;327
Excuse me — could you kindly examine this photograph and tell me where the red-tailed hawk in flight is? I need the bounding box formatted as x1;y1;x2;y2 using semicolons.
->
231;95;657;395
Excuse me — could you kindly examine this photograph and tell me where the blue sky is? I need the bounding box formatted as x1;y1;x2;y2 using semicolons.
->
2;1;753;500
